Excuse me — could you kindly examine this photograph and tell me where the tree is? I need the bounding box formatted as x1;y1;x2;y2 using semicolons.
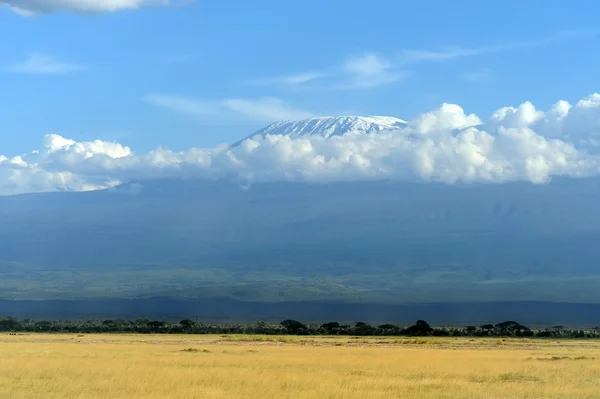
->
179;319;196;330
378;324;401;335
432;328;451;336
495;321;530;336
405;320;433;336
102;319;121;331
34;321;53;332
465;326;477;335
147;320;168;332
480;324;495;335
321;322;341;335
253;321;276;334
280;319;308;335
353;322;376;335
0;317;20;331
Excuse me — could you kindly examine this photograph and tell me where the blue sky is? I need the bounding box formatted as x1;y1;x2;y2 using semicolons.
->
1;0;599;156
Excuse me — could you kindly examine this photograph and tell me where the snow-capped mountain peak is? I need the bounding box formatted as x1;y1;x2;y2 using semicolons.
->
233;116;407;146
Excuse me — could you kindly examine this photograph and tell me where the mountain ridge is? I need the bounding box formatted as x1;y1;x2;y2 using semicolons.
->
232;115;407;146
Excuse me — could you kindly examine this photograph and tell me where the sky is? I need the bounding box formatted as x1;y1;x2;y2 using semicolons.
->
1;0;600;195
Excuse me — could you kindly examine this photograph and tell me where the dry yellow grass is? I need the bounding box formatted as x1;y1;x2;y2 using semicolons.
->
1;334;600;398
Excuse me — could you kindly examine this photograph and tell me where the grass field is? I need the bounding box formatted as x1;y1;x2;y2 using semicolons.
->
1;334;600;398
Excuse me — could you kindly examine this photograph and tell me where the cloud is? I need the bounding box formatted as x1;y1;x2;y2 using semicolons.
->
242;73;326;86
0;0;182;15
144;94;220;118
408;103;483;134
244;29;597;90
244;54;400;91
339;53;401;89
144;94;316;122
398;29;599;65
0;134;130;195
221;98;315;121
5;54;85;75
4;93;600;196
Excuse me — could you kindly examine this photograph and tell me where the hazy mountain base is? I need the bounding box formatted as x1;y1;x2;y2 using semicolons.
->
3;179;600;306
2;262;600;304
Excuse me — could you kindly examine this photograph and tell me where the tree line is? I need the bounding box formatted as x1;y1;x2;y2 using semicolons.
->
2;316;600;338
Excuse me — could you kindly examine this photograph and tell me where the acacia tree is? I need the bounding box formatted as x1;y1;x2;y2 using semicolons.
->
179;319;196;331
280;319;308;335
405;320;433;336
495;321;530;336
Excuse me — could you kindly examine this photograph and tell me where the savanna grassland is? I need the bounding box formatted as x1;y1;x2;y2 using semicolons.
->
1;334;600;399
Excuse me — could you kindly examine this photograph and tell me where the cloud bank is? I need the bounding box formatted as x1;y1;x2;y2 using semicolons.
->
2;93;600;196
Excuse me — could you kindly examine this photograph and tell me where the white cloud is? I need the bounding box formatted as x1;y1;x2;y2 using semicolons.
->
340;53;401;89
145;94;316;122
242;73;326;86
398;29;600;65
0;0;178;14
4;93;600;196
5;54;85;75
144;94;220;118
244;29;597;90
408;103;483;134
489;102;544;130
0;134;130;195
221;98;315;121
244;54;400;91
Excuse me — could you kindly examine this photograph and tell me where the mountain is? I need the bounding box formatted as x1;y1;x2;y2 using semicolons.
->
232;116;407;145
2;178;600;305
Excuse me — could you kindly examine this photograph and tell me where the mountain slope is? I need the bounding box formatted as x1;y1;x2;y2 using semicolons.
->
233;116;407;145
2;178;600;304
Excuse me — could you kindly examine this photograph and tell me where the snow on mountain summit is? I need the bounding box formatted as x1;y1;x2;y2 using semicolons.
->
233;116;407;146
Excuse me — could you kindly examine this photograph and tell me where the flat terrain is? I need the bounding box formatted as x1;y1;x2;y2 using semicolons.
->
1;334;600;398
